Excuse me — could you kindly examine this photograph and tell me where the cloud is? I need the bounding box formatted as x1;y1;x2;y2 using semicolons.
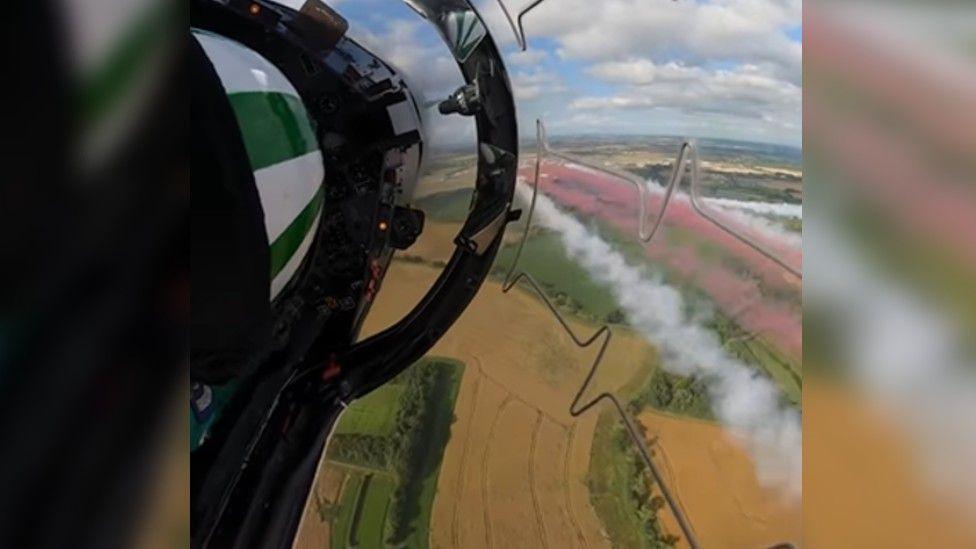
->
347;18;477;149
335;1;802;145
512;69;566;102
575;61;799;117
352;19;464;99
473;0;801;144
507;48;549;66
483;0;800;79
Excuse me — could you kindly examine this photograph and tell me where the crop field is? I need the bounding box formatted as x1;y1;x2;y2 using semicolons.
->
295;358;464;548
412;188;474;224
331;383;404;437
299;145;803;548
638;409;802;547
493;231;621;322
327;474;362;548
343;474;396;548
412;154;478;198
361;261;653;549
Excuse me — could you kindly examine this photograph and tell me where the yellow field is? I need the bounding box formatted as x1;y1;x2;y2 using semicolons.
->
293;463;347;549
301;219;804;548
639;410;802;548
362;260;628;548
413;159;478;198
804;380;976;548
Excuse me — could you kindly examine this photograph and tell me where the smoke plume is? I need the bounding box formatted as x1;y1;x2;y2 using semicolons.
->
518;184;802;497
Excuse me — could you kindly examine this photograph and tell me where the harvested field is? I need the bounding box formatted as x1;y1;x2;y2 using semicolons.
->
804;380;976;548
309;167;802;548
396;220;463;266
484;400;544;548
534;417;592;549
638;410;801;549
361;220;463;341
293;463;346;549
362;261;647;548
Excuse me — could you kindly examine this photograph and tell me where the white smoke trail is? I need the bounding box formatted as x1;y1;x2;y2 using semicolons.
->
807;216;976;515
705;196;803;219
644;178;802;245
518;184;802;497
710;204;803;249
646;177;803;219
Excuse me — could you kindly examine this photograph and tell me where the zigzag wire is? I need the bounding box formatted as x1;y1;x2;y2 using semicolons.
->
494;0;547;51
493;1;800;278
506;120;801;548
499;118;701;549
536;123;802;279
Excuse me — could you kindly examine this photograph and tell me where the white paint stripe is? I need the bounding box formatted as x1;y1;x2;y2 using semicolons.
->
192;30;298;96
271;211;320;300
254;151;325;243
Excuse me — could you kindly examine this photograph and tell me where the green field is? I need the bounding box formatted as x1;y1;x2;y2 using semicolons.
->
332;383;405;437
589;352;680;548
395;358;464;548
588;410;676;549
325;357;465;548
331;474;363;548
344;474;397;548
413;188;473;223
708;312;802;405
493;229;623;322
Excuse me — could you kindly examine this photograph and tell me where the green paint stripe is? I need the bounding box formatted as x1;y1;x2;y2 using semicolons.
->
79;0;173;124
454;14;466;50
228;91;318;171
460;15;476;47
269;185;324;278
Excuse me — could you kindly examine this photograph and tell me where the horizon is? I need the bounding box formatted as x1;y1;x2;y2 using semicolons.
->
321;0;802;149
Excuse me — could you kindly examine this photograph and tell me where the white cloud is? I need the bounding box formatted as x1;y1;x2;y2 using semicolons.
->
353;19;464;99
349;18;476;149
483;0;800;81
336;1;802;145
575;61;800;119
507;48;549;66
473;0;801;144
512;69;566;102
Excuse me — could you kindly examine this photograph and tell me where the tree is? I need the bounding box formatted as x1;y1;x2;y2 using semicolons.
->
605;308;626;324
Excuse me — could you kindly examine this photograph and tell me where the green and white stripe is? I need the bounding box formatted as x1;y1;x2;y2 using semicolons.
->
443;10;486;63
194;30;325;300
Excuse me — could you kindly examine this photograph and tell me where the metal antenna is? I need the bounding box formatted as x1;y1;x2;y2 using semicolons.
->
495;0;548;50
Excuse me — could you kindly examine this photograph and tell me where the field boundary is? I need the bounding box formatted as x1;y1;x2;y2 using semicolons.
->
563;424;590;548
481;394;513;549
471;357;568;427
528;412;551;549
451;373;482;549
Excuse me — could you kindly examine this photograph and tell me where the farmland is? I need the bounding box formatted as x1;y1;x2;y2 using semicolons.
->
297;140;802;548
295;357;464;548
331;383;404;437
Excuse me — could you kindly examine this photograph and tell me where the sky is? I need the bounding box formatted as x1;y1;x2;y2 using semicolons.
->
294;0;802;148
